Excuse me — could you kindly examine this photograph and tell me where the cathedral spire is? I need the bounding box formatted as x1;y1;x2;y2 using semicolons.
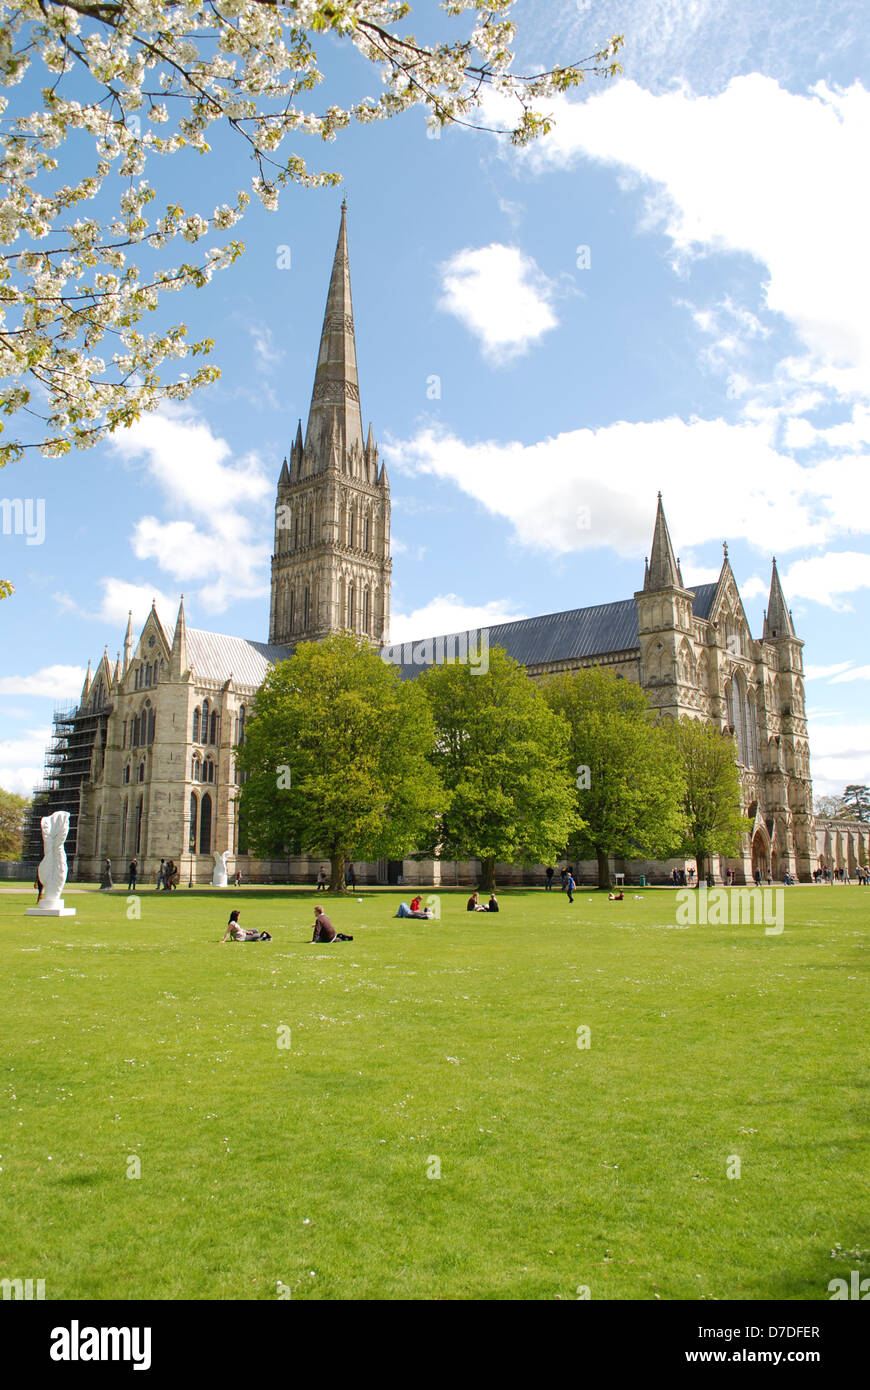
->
763;557;795;640
80;658;92;706
304;201;364;464
644;493;682;591
123;610;133;673
170;594;189;677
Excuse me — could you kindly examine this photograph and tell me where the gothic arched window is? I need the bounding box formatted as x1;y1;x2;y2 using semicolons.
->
289;588;296;633
124;763;131;784
138;761;145;783
121;799;128;854
304;585;310;629
210;711;218;744
135;798;144;854
192;707;200;742
364;514;370;552
363;587;370;634
348;508;355;548
201;699;210;743
189;792;198;852
148;708;156;744
199;792;212;855
347;582;355;630
236;706;246;746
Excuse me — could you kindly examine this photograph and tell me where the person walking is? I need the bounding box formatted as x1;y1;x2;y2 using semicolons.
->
155;858;166;891
100;858;113;890
345;862;356;890
127;857;138;893
545;866;554;892
315;864;328;890
566;869;575;904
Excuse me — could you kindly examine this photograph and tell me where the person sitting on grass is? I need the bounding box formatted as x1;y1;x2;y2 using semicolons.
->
486;893;499;912
221;909;272;942
310;905;353;942
467;891;487;912
607;890;624;901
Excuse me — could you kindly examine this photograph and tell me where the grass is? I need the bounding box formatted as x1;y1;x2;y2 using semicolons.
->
0;881;867;1301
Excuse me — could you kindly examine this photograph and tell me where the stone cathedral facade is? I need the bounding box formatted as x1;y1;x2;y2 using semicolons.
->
35;205;829;886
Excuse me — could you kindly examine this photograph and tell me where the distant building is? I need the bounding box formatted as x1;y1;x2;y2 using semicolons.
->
32;206;832;885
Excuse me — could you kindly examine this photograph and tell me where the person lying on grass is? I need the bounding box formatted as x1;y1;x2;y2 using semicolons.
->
310;905;353;943
221;909;272;942
396;901;434;919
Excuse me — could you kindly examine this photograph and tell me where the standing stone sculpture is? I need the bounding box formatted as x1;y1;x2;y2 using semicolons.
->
212;850;229;888
27;811;76;917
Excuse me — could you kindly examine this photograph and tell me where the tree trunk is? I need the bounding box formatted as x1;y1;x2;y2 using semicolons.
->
329;849;346;893
480;856;496;893
596;847;610;890
696;849;708;884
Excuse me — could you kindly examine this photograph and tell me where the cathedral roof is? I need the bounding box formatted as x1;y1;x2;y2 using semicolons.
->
186;629;291;689
385;583;720;676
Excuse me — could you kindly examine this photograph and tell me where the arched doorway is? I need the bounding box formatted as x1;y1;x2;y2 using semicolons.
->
750;828;769;882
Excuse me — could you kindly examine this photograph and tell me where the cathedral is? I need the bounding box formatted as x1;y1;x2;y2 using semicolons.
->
31;204;839;887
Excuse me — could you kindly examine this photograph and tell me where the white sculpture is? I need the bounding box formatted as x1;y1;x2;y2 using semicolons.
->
27;811;76;917
212;850;229;888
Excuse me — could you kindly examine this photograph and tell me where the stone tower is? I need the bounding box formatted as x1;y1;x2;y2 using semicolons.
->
761;557;814;877
635;493;698;719
269;201;391;648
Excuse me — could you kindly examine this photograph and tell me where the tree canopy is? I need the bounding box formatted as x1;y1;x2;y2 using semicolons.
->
662;716;751;881
543;666;685;887
0;786;30;859
419;645;577;891
236;631;442;889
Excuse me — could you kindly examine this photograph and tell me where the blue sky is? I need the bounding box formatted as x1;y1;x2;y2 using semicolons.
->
2;0;869;799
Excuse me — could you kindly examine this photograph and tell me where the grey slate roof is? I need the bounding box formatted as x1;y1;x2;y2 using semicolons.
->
382;583;721;678
187;628;291;689
690;582;718;621
183;582;721;688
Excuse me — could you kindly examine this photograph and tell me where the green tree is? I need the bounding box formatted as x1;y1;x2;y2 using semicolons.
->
420;646;578;892
543;667;685;888
237;632;442;891
0;787;30;860
663;717;752;882
842;785;870;822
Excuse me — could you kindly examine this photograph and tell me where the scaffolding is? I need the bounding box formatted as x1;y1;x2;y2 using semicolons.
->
26;700;111;863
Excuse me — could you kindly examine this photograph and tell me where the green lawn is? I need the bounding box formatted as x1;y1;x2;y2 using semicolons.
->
0;882;866;1300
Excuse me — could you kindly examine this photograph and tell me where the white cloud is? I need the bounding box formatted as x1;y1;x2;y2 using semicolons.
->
829;665;870;684
804;661;855;681
106;405;273;612
483;75;870;434
249;323;285;369
384;416;858;560
808;719;870;797
389;594;528;643
132;515;268;613
0;665;86;698
0;725;52;797
110;404;272;517
438;244;558;363
57;579;179;632
776;551;870;610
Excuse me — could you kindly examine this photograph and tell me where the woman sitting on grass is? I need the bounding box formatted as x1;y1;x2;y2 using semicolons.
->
221;909;272;943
